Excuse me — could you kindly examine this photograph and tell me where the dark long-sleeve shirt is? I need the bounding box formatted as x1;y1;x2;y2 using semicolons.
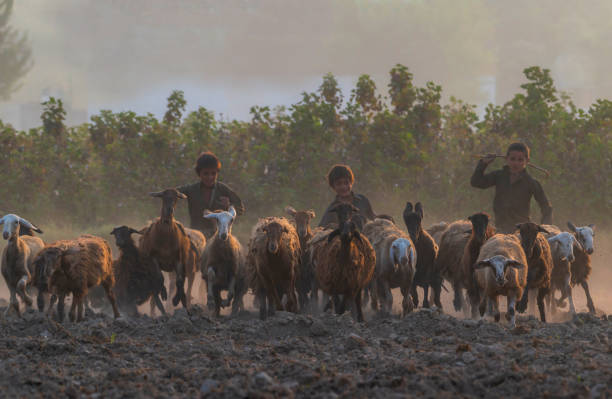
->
318;192;376;228
177;181;244;238
470;161;553;233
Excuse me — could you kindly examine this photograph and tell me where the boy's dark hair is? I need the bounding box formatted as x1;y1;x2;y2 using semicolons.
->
506;142;530;159
195;151;221;174
327;164;355;187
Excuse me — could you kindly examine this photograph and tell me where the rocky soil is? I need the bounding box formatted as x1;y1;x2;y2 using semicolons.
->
0;300;610;398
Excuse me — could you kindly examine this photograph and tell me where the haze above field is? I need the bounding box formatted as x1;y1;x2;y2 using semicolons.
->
2;0;612;128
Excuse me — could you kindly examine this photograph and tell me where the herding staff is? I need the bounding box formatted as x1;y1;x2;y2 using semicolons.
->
471;154;551;178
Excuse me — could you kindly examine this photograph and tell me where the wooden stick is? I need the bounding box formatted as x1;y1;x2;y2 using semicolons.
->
471;154;551;178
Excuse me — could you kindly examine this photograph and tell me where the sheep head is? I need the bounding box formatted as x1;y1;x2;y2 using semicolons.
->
110;226;141;248
516;222;549;259
149;189;187;223
262;222;288;254
475;255;524;287
31;246;63;311
568;222;595;254
467;212;490;242
548;232;579;263
390;237;416;272
0;214;43;241
204;206;236;241
285;206;315;238
329;203;359;225
403;201;424;243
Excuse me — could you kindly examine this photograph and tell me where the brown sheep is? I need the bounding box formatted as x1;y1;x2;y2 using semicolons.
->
311;203;375;322
403;202;438;308
363;218;416;316
515;223;553;322
460;213;496;317
426;222;449;246
247;217;300;320
201;207;245;316
433;219;472;311
110;226;167;316
33;235;120;322
474;234;528;328
0;214;44;316
139;189;194;309
285;206;322;311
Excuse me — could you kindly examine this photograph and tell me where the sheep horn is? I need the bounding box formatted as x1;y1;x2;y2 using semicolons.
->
306;210;316;218
149;191;164;198
228;206;237;219
504;260;524;270
567;221;577;232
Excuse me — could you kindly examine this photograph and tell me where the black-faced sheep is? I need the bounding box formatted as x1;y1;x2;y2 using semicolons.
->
460;212;496;317
201;206;245;316
433;219;472;312
363;218;416;316
32;235;120;322
247;217;300;320
139;189;194;309
285;206;322;311
515;222;553;322
403;202;438;308
0;214;44;316
311;203;375;322
473;234;528;328
110;226;167;316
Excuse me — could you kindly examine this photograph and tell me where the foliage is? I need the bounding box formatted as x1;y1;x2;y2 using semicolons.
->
0;65;609;239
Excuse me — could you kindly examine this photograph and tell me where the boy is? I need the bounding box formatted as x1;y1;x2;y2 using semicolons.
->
471;142;552;233
318;164;376;228
178;151;244;238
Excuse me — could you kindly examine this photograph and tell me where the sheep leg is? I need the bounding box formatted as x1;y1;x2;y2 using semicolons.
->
206;267;216;311
537;287;547;322
257;288;267;320
186;272;195;307
37;291;47;313
222;276;236;308
101;279;121;319
69;296;78;322
400;285;414;316
410;281;419;308
153;294;166;316
467;285;481;319
422;284;430;308
213;286;221;317
528;289;537;315
16;275;32;308
478;295;487;318
56;294;65;322
517;287;529;314
370;280;380;312
333;295;344;315
5;287;19;317
506;296;517;328
380;280;391;314
581;281;595;314
77;299;85;322
46;294;57;318
354;290;365;323
452;281;463;312
566;285;576;314
172;263;187;308
432;274;443;309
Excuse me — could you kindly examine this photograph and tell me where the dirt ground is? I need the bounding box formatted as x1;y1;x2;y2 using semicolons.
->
0;229;609;398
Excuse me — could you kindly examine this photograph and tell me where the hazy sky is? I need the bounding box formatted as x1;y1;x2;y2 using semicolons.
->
2;0;612;129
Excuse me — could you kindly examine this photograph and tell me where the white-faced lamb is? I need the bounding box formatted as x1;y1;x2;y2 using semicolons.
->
110;226;167;316
402;202;439;308
546;231;579;314
201;206;246;316
139;189;194;309
515;222;553;322
247;217;300;320
363;218;416;316
0;214;44;316
311;203;375;322
473;234;528;328
32;235;120;322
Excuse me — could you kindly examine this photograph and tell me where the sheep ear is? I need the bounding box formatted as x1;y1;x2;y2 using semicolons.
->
567;221;577;232
350;204;359;213
572;235;583;250
18;217;42;234
149;191;164;198
415;202;423;219
128;228;141;235
537;225;550;234
504;260;524;270
203;212;217;220
285;206;297;217
588;224;595;231
0;215;4;225
515;223;522;230
228;206;236;219
352;230;364;244
307;210;316;219
547;235;558;244
110;227;119;236
404;202;413;213
474;260;491;269
176;191;187;199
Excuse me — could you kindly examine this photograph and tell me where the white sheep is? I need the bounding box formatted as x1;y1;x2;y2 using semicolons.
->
0;214;44;316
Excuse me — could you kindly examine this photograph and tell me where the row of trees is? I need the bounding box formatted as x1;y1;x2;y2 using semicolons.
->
0;65;610;235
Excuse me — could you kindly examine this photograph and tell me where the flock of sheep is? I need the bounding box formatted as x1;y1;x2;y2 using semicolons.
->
0;188;598;330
